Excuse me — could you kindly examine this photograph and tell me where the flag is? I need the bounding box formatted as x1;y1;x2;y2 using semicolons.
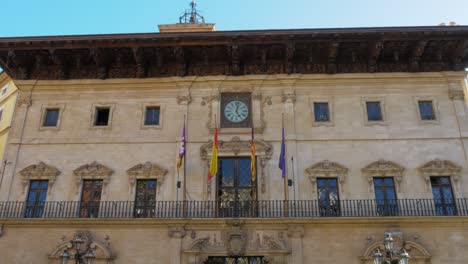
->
250;127;256;182
177;121;186;171
278;126;286;178
208;127;218;181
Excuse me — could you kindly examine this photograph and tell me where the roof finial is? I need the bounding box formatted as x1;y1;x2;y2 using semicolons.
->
179;1;205;24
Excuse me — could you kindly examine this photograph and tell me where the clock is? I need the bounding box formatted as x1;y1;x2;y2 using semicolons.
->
220;93;252;128
224;101;249;123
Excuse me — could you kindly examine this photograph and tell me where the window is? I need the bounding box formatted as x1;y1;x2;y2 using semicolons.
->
94;107;110;126
313;102;329;122
144;106;160;126
218;157;257;217
366;101;383;121
0;108;3;122
25;180;48;218
42;108;60;127
79;180;103;218
430;176;456;216
317;178;340;216
134;179;157;218
418;100;435;120
373;177;398;216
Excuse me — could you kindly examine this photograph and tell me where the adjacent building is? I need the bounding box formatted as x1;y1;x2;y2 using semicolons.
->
0;5;467;264
0;72;17;182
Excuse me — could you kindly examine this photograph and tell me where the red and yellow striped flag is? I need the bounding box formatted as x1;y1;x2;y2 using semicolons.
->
208;128;218;181
250;127;256;182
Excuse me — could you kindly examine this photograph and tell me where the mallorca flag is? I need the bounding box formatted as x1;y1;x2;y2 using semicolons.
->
208;127;218;181
176;121;186;171
250;127;256;182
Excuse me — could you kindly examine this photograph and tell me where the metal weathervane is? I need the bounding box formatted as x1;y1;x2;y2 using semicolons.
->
179;0;206;24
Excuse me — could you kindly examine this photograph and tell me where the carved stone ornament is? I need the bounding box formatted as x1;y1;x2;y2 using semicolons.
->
48;230;115;261
127;162;167;186
360;232;431;264
18;161;60;192
361;160;405;192
305;160;348;193
183;221;289;264
418;159;461;191
73;161;113;189
281;89;296;103
201;137;272;194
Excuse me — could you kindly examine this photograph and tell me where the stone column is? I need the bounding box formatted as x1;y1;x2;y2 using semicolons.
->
168;226;186;264
287;225;305;264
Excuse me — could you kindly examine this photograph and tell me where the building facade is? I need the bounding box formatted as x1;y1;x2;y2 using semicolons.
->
0;72;18;184
0;18;467;264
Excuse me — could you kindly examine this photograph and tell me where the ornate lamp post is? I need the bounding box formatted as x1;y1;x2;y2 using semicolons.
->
373;233;410;264
60;234;95;264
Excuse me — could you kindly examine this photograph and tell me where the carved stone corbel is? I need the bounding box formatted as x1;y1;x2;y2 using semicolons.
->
18;161;60;194
168;226;186;238
281;89;296;103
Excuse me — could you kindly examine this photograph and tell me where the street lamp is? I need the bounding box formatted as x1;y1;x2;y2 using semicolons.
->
373;233;410;264
60;234;95;264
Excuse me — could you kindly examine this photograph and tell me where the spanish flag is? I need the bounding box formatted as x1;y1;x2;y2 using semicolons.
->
250;127;256;182
208;127;218;181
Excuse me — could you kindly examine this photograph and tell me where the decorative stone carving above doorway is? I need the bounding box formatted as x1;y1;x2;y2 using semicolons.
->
360;232;431;264
305;160;348;194
48;230;115;263
182;221;290;264
18;161;60;193
200;136;272;194
417;159;462;192
73;161;113;194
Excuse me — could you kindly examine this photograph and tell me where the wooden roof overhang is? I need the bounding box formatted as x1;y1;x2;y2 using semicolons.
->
0;26;467;80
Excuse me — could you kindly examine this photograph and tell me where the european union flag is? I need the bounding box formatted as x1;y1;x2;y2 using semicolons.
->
278;127;286;178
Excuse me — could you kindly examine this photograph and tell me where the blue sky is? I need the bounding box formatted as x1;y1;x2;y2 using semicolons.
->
1;0;468;37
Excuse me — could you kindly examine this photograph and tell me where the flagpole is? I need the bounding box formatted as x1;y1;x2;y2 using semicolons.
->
282;113;289;203
183;114;187;203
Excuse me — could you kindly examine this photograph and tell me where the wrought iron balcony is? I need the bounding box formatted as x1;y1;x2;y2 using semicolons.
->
0;199;466;219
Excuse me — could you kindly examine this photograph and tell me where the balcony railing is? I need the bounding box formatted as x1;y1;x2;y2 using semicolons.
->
0;199;466;219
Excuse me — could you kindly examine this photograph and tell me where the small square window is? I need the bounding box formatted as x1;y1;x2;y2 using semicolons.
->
418;100;435;120
313;103;329;122
94;107;110;126
43;109;59;127
1;85;8;97
366;102;383;121
144;106;160;126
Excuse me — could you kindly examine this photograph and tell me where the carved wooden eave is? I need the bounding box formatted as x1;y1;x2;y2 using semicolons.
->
361;160;405;191
127;162;168;186
1;26;468;80
418;159;462;190
305;160;348;192
72;161;114;189
18;161;60;192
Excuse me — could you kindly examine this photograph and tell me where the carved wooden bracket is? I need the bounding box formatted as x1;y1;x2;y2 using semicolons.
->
201;137;272;194
73;161;113;192
418;159;462;192
361;160;405;192
19;161;60;193
127;162;168;189
305;160;348;194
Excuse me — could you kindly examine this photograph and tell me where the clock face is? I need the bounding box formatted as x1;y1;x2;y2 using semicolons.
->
224;101;249;123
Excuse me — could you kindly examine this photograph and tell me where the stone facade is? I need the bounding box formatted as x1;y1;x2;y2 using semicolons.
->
0;72;467;263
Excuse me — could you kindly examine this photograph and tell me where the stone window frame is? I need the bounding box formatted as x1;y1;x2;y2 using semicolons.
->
309;97;334;127
305;160;348;196
361;96;388;126
90;103;115;130
39;103;65;131
413;96;440;125
140;103;165;130
0;83;9;98
126;162;167;195
73;161;114;195
417;159;462;194
361;160;405;193
18;161;61;194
